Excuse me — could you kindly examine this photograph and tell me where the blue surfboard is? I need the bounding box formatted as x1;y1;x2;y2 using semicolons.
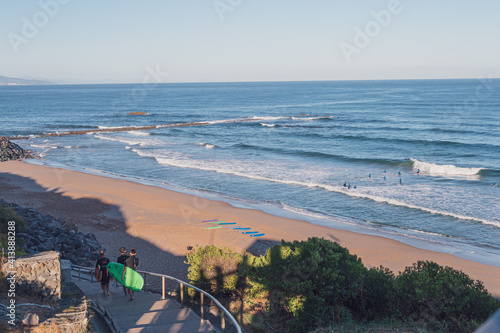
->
251;233;265;237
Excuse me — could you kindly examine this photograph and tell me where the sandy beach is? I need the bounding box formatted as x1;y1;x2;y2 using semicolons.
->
1;160;499;298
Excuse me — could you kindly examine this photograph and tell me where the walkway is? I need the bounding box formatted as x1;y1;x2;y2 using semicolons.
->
73;272;218;333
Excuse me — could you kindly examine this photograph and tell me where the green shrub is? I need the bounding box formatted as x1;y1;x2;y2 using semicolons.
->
360;265;396;321
395;260;500;332
184;239;500;333
185;245;244;298
0;205;26;257
248;238;369;332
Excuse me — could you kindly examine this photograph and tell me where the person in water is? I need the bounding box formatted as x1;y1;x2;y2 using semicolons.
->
343;182;347;187
417;169;420;174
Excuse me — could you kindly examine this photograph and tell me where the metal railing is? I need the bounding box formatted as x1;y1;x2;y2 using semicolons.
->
72;265;242;333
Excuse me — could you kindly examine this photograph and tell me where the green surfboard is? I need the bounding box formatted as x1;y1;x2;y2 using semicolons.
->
107;262;144;292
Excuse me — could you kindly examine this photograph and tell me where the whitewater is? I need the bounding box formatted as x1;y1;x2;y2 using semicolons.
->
1;79;499;266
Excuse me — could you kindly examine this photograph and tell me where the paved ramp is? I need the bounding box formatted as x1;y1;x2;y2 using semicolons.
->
73;274;218;333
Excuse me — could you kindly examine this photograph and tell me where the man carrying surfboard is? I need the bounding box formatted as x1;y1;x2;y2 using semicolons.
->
95;250;112;297
123;247;139;301
117;247;130;296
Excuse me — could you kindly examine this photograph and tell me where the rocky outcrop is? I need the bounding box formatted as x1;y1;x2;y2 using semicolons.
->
1;199;103;267
128;111;149;115
0;136;36;161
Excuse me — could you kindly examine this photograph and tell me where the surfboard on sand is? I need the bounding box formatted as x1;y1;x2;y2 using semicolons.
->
107;262;144;292
204;225;223;229
251;233;265;237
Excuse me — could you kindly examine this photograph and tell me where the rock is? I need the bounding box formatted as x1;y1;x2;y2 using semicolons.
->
86;240;101;252
38;241;54;252
27;246;39;254
85;232;97;241
1;200;104;267
22;313;39;326
0;136;36;161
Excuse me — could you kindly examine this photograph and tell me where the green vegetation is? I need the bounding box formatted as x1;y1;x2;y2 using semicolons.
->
185;237;500;333
0;205;26;257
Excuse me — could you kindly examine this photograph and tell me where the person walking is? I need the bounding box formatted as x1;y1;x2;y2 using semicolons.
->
124;247;139;301
95;250;111;297
117;247;130;296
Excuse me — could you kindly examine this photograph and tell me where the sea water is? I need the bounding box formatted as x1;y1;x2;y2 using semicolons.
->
1;79;499;266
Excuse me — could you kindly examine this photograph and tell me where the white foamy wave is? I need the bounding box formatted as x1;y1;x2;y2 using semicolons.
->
261;123;276;127
249;116;287;121
196;142;216;149
411;158;483;177
142;154;499;228
30;144;58;149
128;131;150;136
94;134;162;147
97;126;124;129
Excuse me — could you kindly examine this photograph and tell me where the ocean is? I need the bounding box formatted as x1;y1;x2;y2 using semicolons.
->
1;79;499;266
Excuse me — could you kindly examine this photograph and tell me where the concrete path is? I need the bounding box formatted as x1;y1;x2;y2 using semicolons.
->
72;273;218;333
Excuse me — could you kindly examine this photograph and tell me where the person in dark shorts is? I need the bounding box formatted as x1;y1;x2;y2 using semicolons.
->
124;247;139;301
117;247;130;295
95;250;111;296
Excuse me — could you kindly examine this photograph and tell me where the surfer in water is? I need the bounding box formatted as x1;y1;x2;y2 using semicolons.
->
95;250;111;297
117;247;130;296
125;248;139;301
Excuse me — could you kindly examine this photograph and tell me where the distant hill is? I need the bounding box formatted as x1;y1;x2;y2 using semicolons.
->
0;75;53;86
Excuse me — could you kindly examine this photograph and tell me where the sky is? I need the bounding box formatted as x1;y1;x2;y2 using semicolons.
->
1;0;499;83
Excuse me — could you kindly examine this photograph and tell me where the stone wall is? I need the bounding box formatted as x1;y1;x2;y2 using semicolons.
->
3;251;61;303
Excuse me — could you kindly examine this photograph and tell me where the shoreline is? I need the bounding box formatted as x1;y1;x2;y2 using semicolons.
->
1;160;500;298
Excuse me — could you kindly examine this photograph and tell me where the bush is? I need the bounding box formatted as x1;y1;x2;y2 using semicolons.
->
185;245;244;298
0;205;26;257
360;265;396;321
184;239;500;333
248;238;369;332
395;260;500;332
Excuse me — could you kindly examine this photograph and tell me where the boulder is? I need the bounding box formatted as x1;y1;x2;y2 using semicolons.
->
0;136;36;161
22;313;39;326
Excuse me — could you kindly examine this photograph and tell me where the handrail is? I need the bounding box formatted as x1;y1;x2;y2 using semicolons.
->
71;264;242;333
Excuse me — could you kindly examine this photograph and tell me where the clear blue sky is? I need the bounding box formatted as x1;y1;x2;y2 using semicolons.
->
1;0;499;83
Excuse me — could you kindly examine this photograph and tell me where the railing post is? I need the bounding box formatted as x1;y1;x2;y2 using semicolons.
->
200;293;204;321
180;283;184;308
221;312;226;333
161;276;165;300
